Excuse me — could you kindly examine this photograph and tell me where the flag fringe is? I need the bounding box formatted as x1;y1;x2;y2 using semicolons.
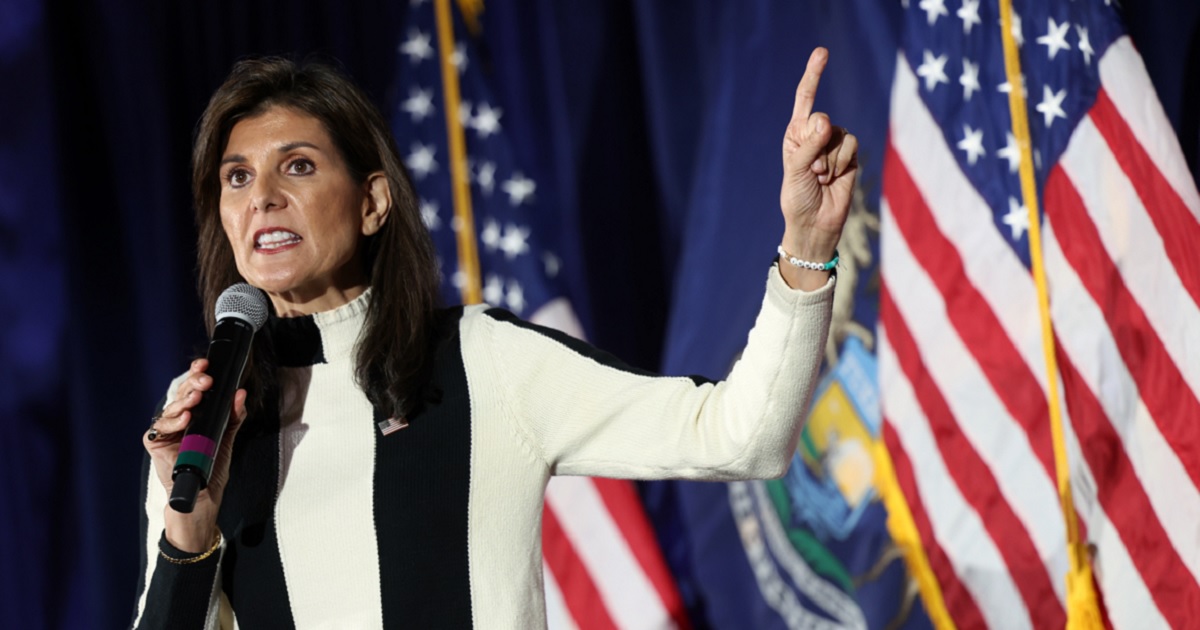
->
870;440;956;630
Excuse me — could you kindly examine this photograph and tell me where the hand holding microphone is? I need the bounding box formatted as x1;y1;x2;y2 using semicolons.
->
143;283;268;552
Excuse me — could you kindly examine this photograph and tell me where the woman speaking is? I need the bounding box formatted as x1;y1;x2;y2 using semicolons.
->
132;46;857;628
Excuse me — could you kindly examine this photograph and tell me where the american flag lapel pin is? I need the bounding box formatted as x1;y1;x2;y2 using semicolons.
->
378;416;409;436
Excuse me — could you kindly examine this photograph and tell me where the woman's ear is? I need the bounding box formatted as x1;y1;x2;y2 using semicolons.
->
362;172;392;236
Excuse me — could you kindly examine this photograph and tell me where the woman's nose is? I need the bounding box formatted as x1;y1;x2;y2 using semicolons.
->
250;173;285;212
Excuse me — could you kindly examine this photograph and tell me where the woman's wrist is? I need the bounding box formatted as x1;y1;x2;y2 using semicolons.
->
163;507;219;554
780;225;838;263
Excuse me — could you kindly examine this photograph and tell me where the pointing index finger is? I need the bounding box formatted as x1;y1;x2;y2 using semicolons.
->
791;47;829;123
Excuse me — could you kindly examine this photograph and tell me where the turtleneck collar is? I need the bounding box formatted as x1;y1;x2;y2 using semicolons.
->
264;288;371;367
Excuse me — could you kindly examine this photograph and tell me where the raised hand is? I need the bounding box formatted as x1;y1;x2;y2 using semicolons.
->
778;47;859;290
144;358;247;552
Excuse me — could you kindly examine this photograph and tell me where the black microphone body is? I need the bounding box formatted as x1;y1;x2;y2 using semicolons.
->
170;284;267;513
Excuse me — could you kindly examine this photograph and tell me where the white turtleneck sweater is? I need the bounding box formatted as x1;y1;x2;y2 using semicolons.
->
131;265;834;629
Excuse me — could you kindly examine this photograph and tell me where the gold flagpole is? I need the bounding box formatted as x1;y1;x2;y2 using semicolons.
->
435;0;481;304
996;1;1101;626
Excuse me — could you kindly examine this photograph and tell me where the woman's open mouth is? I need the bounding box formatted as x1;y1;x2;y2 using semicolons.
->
255;229;302;252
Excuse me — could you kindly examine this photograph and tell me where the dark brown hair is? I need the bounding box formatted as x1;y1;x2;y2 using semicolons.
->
192;56;440;419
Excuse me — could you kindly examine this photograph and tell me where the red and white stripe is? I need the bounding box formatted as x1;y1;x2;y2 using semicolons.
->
531;300;689;630
880;36;1200;628
544;478;688;629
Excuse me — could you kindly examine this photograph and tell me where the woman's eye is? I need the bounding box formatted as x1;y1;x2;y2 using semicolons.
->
288;159;315;175
226;169;250;187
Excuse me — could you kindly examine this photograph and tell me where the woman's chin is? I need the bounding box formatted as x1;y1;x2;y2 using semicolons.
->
241;273;305;298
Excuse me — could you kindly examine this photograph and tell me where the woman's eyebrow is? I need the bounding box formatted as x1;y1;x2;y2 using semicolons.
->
279;141;322;153
219;142;324;167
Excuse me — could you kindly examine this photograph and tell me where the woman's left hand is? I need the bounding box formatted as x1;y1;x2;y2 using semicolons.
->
778;47;859;289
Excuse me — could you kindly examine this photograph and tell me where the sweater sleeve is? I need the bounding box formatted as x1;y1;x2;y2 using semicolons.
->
476;264;834;481
130;376;227;630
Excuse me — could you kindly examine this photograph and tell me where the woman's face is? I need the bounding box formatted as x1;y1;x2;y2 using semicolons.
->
219;106;389;316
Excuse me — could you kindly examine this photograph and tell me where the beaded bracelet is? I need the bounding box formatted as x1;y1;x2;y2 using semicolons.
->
777;245;839;272
160;532;222;565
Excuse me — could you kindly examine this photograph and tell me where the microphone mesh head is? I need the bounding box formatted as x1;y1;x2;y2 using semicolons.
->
215;283;269;331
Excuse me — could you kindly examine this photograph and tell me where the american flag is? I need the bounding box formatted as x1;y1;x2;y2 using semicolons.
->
377;416;409;436
880;0;1200;627
389;2;687;627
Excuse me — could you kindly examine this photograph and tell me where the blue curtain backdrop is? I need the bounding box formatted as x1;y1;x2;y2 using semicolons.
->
2;1;1196;628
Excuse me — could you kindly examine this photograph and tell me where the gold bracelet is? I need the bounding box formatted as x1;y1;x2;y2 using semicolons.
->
160;532;222;565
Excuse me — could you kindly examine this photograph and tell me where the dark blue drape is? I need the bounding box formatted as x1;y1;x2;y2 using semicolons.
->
3;1;1196;627
1;2;64;629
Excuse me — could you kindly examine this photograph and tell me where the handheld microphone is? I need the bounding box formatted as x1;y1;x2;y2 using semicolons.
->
169;283;268;513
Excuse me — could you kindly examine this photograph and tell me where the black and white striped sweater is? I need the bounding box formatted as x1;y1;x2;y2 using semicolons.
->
131;265;834;629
